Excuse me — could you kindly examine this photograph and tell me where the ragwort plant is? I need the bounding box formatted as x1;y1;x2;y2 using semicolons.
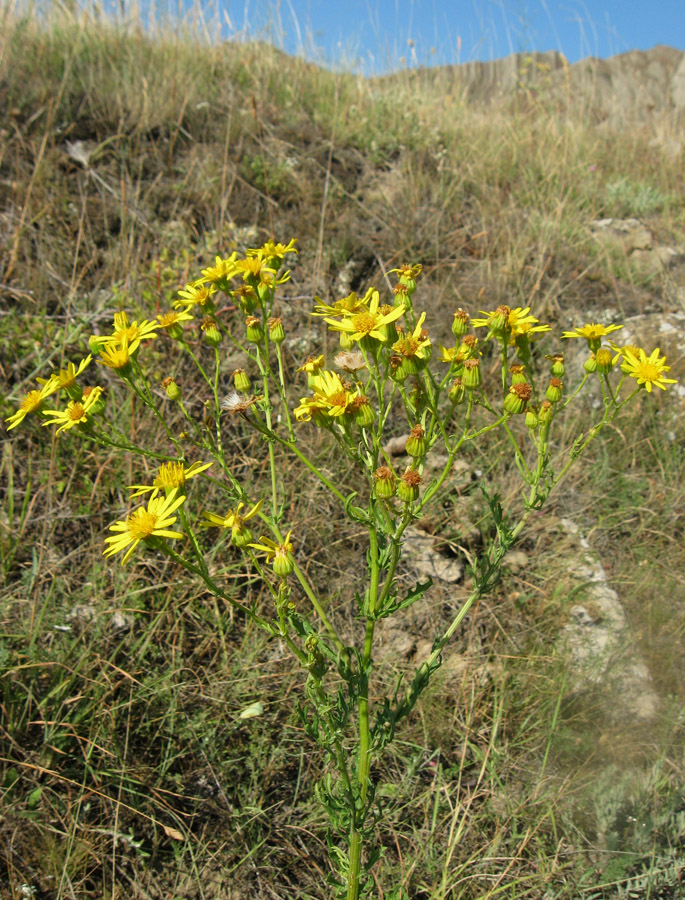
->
8;238;678;899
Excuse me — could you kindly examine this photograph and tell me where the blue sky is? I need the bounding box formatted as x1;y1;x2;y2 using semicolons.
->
133;0;685;72
204;0;685;73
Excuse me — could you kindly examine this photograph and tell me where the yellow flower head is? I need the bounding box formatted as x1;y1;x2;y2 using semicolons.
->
297;355;325;375
41;386;104;435
621;347;677;393
325;289;405;343
202;499;263;531
37;355;92;398
200;254;239;286
5;384;55;431
103;489;186;565
101;311;159;351
246;238;298;264
294;370;358;422
157;309;194;329
174;282;218;311
312;288;373;318
98;337;133;373
129;460;213;498
392;311;431;362
562;322;623;351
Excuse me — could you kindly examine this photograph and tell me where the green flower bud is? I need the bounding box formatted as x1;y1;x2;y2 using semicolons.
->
448;377;466;404
272;549;295;578
231;524;253;548
202;318;222;347
268;317;285;344
373;466;397;499
88;334;106;354
503;382;532;415
245;316;263;343
406;425;427;459
545;378;563;403
510;364;528;385
525;408;539;429
547;354;565;378
462;358;482;390
584;354;598;374
162;377;182;401
233;369;251;393
398;468;421;503
595;347;613;375
352;395;376;429
452;308;470;337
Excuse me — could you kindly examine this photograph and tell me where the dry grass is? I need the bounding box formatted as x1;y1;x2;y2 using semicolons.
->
1;3;684;898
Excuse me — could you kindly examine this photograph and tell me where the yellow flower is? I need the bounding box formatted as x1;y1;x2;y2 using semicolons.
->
100;311;159;351
621;347;677;393
392;311;431;369
5;384;54;431
41;387;104;435
472;305;547;338
202;499;263;530
296;355;325;375
311;288;373;318
103;489;186;564
294;370;358;421
200;254;239;286
157;309;194;329
249;530;295;576
37;355;92;398
129;460;213;498
174;282;218;310
98;338;134;373
325;289;405;343
562;322;623;351
246;238;298;262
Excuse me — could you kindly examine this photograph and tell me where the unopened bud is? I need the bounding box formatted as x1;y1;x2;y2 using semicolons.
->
268;317;285;344
398;468;421;503
406;424;427;459
452;308;470;337
245;316;263;343
233;369;251;393
373;466;397;499
162;376;182;401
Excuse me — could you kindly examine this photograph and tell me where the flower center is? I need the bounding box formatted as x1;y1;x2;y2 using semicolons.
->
639;363;659;381
22;391;43;412
328;390;349;408
352;312;376;335
154;462;185;488
68;403;86;421
127;509;158;539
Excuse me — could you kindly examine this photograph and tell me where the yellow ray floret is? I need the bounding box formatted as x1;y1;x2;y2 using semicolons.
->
99;311;159;351
174;282;217;310
37;355;92;397
202;500;263;530
103;489;186;564
620;347;677;393
41;386;104;435
129;460;213;498
5;383;56;431
325;289;404;343
294;370;358;421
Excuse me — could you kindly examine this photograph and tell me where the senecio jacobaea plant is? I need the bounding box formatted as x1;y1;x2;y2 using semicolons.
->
8;238;677;899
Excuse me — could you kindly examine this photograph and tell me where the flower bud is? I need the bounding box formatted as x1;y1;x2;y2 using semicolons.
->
448;377;466;404
398;468;421;503
406;424;427;459
162;376;182;401
452;308;470;337
545;378;563;403
462;358;482;390
245;316;263;343
272;548;295;578
595;347;613;375
488;305;511;335
510;364;528;385
268;317;285;344
538;400;553;424
229;524;252;547
201;318;221;347
525;407;538;429
233;369;251;393
373;466;397;499
389;354;409;382
584;354;598;374
504;382;532;415
547;354;565;377
352;395;376;429
339;331;355;350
